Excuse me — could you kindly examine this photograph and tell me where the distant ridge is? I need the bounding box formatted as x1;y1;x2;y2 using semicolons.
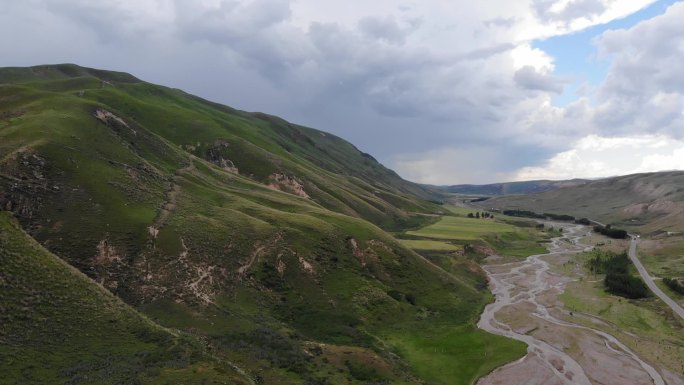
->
432;179;589;196
479;171;684;233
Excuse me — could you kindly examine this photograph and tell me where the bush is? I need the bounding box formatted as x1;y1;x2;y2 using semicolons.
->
502;210;544;219
584;250;648;299
664;278;684;295
543;213;575;221
605;273;649;299
575;218;591;225
387;290;403;301
593;225;628;239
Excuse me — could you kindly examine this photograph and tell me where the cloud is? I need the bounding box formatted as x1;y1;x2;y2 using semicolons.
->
590;2;684;139
357;15;417;44
0;0;677;185
510;135;684;181
514;65;564;92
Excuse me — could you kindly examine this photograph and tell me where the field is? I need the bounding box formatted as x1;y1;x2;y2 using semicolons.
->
638;236;684;277
398;239;461;251
384;207;558;384
406;216;515;240
385;325;526;385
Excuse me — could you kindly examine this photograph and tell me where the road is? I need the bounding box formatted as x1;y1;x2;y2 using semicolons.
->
628;237;684;320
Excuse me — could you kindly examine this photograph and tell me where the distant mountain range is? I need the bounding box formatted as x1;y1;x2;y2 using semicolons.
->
431;179;589;196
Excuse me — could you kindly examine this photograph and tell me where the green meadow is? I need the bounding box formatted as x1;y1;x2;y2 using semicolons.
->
406;215;515;240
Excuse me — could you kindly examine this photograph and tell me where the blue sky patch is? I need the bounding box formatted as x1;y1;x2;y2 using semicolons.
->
535;0;677;107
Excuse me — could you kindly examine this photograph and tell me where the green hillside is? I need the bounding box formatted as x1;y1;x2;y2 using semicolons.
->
0;212;250;385
0;64;525;384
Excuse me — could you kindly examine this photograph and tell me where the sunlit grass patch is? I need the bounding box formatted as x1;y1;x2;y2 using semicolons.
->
399;239;461;251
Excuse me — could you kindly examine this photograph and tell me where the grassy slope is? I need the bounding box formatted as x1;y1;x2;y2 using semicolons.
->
0;64;439;231
0;212;249;385
480;171;684;234
0;64;524;384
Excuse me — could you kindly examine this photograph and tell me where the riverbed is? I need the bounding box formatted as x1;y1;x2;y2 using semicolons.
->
476;224;681;385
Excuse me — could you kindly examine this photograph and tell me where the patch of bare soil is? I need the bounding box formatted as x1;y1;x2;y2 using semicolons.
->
478;353;564;385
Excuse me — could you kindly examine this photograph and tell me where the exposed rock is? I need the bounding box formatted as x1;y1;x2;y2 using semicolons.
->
205;140;239;174
147;225;159;239
349;238;366;267
95;239;122;264
94;108;130;129
298;255;315;274
267;173;309;198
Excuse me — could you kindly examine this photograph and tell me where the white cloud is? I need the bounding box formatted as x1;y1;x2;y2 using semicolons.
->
510;135;684;181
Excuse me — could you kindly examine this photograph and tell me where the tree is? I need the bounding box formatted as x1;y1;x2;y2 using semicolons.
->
467;213;474;218
476;212;480;219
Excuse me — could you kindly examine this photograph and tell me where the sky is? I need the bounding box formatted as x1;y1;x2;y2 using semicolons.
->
1;0;684;184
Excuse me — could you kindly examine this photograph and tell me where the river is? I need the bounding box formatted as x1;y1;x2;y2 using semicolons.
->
476;224;671;385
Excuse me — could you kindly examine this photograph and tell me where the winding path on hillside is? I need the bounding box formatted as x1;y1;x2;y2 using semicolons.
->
628;237;684;320
476;225;666;385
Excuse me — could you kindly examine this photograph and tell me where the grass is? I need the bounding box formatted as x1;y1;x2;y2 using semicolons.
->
0;212;249;385
399;239;461;251
638;237;684;278
406;216;515;240
385;325;526;385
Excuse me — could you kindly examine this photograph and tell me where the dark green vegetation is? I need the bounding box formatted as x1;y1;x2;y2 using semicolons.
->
481;171;684;234
432;179;587;196
502;210;545;219
585;250;649;299
500;210;574;221
593;225;628;239
0;64;527;384
0;212;249;385
575;218;591;225
664;278;684;295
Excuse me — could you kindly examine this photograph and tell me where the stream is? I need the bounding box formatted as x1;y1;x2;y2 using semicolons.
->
476;224;666;385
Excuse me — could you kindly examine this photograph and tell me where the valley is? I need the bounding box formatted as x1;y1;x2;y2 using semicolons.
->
2;64;684;385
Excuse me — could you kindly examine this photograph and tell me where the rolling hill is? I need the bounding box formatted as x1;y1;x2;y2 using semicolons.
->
479;171;684;234
0;64;523;384
434;178;588;196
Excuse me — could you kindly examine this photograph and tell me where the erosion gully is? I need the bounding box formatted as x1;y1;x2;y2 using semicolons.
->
476;224;666;385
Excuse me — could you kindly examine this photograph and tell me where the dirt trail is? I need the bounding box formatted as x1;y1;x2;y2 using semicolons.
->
149;163;194;235
477;224;667;385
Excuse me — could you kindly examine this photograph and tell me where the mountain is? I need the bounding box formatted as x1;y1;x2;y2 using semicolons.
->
434;179;589;196
0;64;518;384
0;212;250;384
479;171;684;234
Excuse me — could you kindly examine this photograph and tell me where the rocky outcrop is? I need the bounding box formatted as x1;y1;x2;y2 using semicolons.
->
205;140;239;174
267;173;309;198
94;108;129;129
